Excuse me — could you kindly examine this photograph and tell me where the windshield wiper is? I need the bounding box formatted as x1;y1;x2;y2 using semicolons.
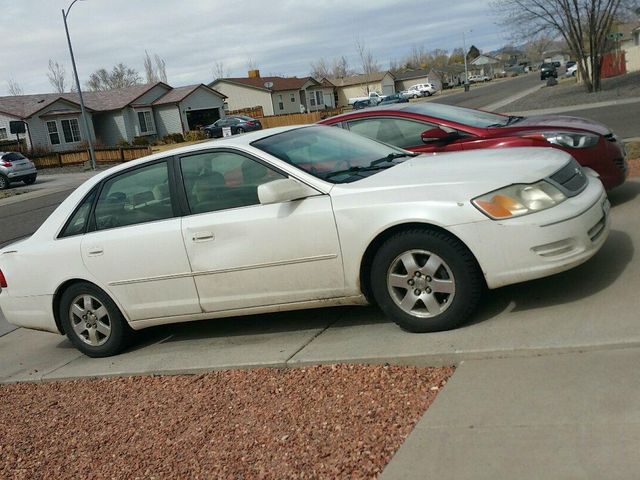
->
323;164;392;180
370;152;418;166
488;115;523;128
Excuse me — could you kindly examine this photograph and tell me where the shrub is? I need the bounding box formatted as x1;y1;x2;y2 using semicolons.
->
116;139;131;147
184;130;207;142
163;133;185;144
132;136;150;146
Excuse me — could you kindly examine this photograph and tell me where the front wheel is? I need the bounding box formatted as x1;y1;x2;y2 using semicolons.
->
59;282;133;357
370;229;482;333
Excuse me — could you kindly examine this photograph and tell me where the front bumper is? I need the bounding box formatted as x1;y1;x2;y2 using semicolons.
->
452;176;610;289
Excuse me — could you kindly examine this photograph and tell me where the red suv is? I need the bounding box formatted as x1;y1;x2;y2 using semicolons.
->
319;103;627;190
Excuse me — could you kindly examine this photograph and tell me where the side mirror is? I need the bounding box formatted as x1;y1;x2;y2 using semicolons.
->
421;127;452;143
258;178;318;205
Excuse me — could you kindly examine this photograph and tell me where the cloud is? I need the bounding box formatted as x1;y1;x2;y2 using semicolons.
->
1;0;503;95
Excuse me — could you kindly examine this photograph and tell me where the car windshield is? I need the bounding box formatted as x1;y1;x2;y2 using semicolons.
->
405;103;512;128
251;125;414;183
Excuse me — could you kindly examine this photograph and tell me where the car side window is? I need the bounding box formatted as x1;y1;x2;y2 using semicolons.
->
347;118;437;149
94;161;173;231
59;189;97;238
180;151;286;215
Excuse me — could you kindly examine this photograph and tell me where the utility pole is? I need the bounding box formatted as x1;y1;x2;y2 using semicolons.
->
462;30;470;92
62;0;96;170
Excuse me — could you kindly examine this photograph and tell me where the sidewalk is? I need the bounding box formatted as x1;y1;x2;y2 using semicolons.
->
381;348;640;479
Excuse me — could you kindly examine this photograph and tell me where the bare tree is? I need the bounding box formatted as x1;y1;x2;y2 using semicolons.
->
86;63;141;91
310;58;331;79
331;56;352;77
492;0;632;92
449;48;465;65
47;59;67;93
355;37;380;94
7;78;23;96
143;51;168;84
212;60;228;80
524;35;556;63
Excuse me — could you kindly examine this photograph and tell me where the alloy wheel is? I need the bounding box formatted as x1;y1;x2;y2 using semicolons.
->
68;294;112;346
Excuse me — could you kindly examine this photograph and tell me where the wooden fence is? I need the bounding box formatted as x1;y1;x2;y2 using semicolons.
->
30;146;152;168
256;107;343;129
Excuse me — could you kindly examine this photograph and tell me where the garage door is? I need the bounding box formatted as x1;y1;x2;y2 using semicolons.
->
186;108;221;130
382;84;395;96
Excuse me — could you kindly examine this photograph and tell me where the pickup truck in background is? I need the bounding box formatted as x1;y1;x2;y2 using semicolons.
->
348;91;385;105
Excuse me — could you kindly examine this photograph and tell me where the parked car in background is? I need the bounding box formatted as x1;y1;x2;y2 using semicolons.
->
353;99;377;110
377;93;409;106
540;63;558;80
348;91;384;106
0;125;610;357
566;61;576;69
566;64;578;76
468;74;490;83
0;151;37;190
204;116;262;138
318;102;627;190
409;83;437;96
402;87;423;99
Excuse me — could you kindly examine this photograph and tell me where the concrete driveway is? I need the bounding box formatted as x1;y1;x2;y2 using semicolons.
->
1;179;639;384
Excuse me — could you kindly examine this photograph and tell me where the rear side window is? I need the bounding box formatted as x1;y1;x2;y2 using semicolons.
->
3;152;26;161
59;190;97;238
348;118;436;149
94;162;174;231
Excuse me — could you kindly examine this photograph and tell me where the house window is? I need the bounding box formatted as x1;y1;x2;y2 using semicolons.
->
290;93;295;103
310;95;316;107
0;128;7;140
61;118;81;143
47;121;61;145
137;110;155;134
278;95;284;111
315;91;323;107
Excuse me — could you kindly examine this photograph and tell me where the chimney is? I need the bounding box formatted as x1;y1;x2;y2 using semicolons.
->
248;69;260;78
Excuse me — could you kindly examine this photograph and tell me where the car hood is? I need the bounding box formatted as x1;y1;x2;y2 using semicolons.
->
345;147;572;197
514;114;610;135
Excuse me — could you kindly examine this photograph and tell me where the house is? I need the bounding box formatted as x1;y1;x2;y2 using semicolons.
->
0;82;226;152
470;54;504;78
327;72;396;107
427;64;467;90
210;71;335;116
543;50;571;66
393;69;435;92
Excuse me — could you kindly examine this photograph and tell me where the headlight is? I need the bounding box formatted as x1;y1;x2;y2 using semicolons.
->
472;181;566;220
536;132;599;149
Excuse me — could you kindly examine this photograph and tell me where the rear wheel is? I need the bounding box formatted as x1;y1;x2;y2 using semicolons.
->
0;175;8;190
59;282;133;357
236;127;245;134
370;229;482;333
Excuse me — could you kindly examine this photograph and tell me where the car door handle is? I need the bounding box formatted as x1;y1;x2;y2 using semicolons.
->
87;246;104;256
192;232;215;242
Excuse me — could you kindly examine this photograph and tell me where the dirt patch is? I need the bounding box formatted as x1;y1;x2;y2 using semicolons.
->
499;71;640;113
0;364;452;479
0;190;25;200
627;141;640;177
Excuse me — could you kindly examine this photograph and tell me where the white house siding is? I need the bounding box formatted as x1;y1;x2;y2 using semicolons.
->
178;87;225;130
92;111;127;145
625;45;640;72
0;112;30;149
214;82;274;116
30;100;96;152
396;76;431;91
133;84;171;106
271;89;304;115
155;105;183;138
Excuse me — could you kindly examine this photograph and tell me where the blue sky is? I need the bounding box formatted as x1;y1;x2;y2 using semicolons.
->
1;0;508;95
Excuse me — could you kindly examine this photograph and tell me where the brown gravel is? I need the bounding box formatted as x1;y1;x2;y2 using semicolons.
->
0;364;453;479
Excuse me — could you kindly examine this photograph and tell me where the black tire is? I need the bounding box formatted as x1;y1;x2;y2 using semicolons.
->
426;91;432;97
0;175;9;190
205;130;213;138
236;127;245;134
23;175;36;186
59;282;133;357
370;228;482;333
413;94;418;99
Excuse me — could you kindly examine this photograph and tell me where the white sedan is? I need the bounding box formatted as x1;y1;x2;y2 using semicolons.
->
0;126;610;357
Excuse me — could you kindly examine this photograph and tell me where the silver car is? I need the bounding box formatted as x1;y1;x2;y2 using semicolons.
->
0;151;37;189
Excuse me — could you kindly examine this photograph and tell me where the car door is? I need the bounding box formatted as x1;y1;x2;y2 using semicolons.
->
178;149;345;313
80;159;201;321
346;117;466;153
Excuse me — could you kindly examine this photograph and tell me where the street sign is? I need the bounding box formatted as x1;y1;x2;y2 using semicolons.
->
608;32;624;40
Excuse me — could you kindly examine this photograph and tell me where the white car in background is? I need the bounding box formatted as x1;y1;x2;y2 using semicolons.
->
0;126;610;357
566;64;578;76
409;83;437;96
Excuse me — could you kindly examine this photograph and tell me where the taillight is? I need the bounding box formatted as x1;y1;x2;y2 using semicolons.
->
0;269;7;289
245;121;256;126
0;161;12;167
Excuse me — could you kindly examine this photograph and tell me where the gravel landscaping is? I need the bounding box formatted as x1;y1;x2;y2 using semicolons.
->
627;141;640;177
498;71;640;113
0;364;452;479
